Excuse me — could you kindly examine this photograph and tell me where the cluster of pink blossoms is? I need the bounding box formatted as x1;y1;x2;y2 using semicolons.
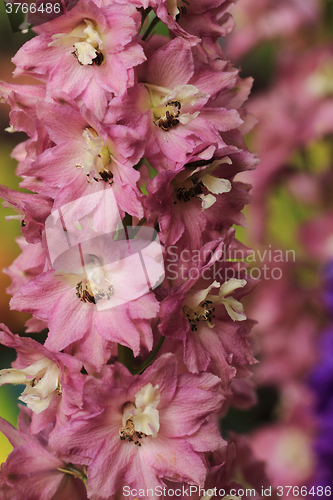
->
0;1;261;499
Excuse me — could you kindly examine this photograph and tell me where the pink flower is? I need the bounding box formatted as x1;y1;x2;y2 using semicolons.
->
0;0;260;495
12;0;146;116
0;81;53;194
144;148;256;250
4;238;45;296
249;423;315;492
301;212;333;261
0;186;53;243
25;95;144;219
214;434;275;499
158;238;257;388
248;262;318;387
49;354;225;499
0;324;84;434
10;231;162;369
0;408;88;500
107;37;242;169
153;0;235;42
4;238;47;333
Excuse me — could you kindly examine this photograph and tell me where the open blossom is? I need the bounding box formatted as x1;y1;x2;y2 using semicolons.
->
12;0;145;117
107;37;243;169
0;324;84;433
1;356;61;414
159;239;257;387
144;148;256;250
10;233;162;369
24;95;144;218
49;354;225;499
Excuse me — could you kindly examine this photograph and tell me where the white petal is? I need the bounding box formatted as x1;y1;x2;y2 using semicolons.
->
178;111;200;125
5;125;15;133
173;85;208;105
31;363;60;399
201;174;231;195
219;278;247;298
20;357;52;377
74;42;97;65
135;383;160;410
184;281;220;310
84;24;103;50
133;406;160;437
2;358;61;414
166;0;180;18
200;193;216;210
224;297;247;322
0;369;29;385
0;357;51;386
49;32;82;48
20;392;54;414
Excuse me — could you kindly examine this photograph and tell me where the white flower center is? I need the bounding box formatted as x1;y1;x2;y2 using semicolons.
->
184;278;247;327
0;357;61;414
145;83;207;131
50;20;104;66
77;127;114;183
119;383;160;445
174;158;232;210
75;262;114;304
57;252;114;304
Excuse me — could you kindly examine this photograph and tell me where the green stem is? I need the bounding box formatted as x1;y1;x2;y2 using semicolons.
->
133;336;165;375
142;15;161;41
118;344;134;372
138;7;152;35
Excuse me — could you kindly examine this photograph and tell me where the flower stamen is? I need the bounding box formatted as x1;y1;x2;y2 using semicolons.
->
153;100;181;131
79;127;114;184
119;418;146;446
183;300;215;331
75;279;114;304
119;384;160;445
176;176;204;202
